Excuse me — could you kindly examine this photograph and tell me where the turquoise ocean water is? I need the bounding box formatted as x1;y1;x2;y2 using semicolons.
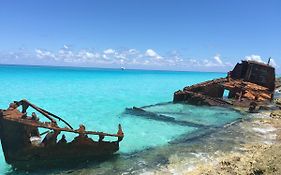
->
0;65;242;174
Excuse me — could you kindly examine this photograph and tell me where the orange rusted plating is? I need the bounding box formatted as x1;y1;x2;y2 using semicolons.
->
174;60;276;108
0;99;124;169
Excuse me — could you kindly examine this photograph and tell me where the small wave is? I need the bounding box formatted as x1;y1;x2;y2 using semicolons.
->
252;127;276;134
250;112;271;119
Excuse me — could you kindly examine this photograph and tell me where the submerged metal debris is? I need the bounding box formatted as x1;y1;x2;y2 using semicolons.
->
174;60;276;109
0;99;124;169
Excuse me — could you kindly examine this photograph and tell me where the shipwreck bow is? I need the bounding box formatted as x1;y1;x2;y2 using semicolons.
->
0;99;124;169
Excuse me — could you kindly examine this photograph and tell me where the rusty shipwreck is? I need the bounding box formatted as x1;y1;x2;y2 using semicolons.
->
174;60;276;110
0;99;124;169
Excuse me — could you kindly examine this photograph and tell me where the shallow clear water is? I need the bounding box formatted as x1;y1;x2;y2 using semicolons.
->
0;65;242;174
138;103;241;127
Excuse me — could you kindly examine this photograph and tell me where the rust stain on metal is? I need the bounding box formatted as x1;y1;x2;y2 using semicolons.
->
0;99;124;169
174;60;276;109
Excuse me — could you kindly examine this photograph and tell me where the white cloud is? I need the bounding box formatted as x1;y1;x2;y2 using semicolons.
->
77;50;100;60
144;60;150;65
103;48;115;54
128;49;137;54
188;59;200;66
63;45;69;49
244;55;279;68
200;55;226;67
214;54;223;65
245;54;265;63
32;48;234;69
269;58;279;68
8;46;281;72
35;49;56;60
145;49;162;60
58;48;75;62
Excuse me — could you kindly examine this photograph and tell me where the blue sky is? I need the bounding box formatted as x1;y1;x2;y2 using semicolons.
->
0;0;280;72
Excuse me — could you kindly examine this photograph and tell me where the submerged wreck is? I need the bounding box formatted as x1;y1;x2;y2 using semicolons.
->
0;99;124;169
174;60;276;110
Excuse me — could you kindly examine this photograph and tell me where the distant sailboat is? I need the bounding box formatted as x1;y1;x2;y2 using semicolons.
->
121;67;125;70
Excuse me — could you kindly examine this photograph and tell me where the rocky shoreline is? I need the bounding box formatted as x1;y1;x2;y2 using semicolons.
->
187;111;281;175
187;79;281;175
148;78;281;175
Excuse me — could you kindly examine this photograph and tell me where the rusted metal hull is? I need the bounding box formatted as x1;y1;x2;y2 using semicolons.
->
174;60;276;109
0;118;119;169
0;100;124;170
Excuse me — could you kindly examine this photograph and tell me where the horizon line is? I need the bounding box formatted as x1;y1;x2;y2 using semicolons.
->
0;63;228;74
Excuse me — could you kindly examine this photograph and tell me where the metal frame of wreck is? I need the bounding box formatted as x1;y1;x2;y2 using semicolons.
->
0;99;124;169
173;60;276;108
1;99;124;139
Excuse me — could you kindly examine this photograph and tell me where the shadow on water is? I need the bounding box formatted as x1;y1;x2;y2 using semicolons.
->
124;107;210;128
124;102;244;128
3;155;123;175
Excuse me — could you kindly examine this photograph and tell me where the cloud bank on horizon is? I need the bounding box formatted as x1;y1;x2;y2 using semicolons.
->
0;46;279;72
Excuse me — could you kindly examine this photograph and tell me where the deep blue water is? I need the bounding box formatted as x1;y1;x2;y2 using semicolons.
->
0;65;242;174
